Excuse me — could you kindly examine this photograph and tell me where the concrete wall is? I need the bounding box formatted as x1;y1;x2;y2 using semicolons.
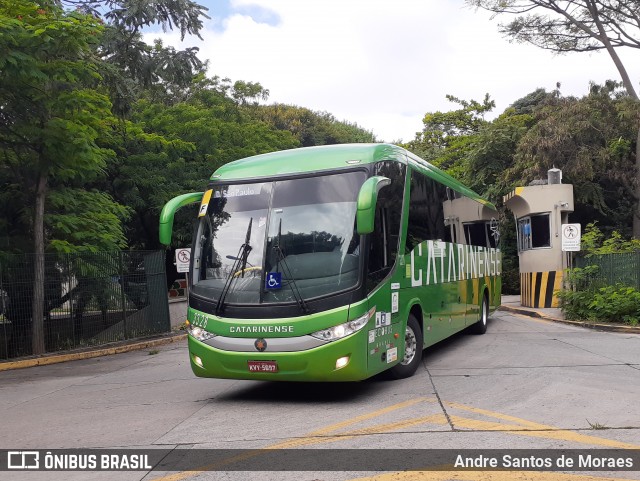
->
168;298;187;328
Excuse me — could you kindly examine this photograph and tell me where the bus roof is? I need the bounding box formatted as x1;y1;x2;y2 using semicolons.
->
211;143;404;180
211;143;496;210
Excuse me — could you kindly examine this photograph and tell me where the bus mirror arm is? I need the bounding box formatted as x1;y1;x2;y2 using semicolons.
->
159;192;205;246
356;176;391;235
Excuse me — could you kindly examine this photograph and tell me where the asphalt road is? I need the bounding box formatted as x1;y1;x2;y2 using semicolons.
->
1;310;639;481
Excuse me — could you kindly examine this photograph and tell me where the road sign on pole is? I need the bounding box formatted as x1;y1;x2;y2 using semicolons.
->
175;248;191;273
561;224;581;252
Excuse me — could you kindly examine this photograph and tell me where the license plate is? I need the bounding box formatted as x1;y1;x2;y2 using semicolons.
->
248;360;278;373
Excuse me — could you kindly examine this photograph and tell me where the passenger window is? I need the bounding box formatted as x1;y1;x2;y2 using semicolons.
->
405;170;447;254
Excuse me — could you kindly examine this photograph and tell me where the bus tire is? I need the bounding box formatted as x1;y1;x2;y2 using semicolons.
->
472;292;489;335
388;314;423;379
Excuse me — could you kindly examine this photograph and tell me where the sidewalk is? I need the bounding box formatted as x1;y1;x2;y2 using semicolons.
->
499;294;640;334
0;331;187;372
499;294;564;321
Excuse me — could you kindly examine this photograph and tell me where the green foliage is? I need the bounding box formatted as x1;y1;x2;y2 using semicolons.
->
464;109;535;202
498;213;520;295
0;0;133;353
556;265;600;321
64;0;209;117
47;189;130;252
506;82;638;233
252;103;376;147
559;227;640;325
101;86;305;249
581;222;640;256
0;0;125;253
469;0;640;236
232;80;270;105
414;94;495;149
405;94;494;175
558;276;640;326
509;88;557;115
587;285;640;326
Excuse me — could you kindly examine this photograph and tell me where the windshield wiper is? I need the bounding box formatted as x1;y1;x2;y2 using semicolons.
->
272;219;309;314
216;217;252;315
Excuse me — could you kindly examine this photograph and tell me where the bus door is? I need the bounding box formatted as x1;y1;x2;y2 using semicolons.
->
365;200;403;374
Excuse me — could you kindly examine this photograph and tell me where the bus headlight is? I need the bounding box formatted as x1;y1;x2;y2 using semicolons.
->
187;322;217;341
311;310;372;342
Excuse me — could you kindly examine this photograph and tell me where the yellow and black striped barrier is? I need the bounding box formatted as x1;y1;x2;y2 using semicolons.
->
520;270;563;308
502;186;524;203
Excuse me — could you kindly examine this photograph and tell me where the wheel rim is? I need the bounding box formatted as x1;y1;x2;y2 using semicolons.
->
400;325;417;365
482;297;488;325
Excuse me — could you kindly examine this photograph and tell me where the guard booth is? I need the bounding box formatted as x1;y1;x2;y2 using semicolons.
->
503;169;574;307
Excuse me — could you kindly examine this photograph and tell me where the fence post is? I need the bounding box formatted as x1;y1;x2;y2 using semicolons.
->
119;251;128;340
0;261;7;360
66;253;74;349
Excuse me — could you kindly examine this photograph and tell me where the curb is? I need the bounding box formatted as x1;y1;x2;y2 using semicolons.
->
498;305;640;334
0;333;187;372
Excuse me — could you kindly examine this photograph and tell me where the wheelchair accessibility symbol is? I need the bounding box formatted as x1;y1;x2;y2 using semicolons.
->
265;272;282;290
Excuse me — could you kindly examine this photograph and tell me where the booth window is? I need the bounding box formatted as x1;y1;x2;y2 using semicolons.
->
518;214;550;251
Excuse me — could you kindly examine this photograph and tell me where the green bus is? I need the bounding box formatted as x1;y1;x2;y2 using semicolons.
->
160;143;501;381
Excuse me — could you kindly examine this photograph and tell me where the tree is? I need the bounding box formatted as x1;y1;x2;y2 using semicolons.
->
464;106;535;201
251;103;377;146
467;0;640;237
58;0;209;116
1;0;211;354
510;81;638;234
0;1;122;353
413;94;495;148
405;94;495;175
103;83;301;251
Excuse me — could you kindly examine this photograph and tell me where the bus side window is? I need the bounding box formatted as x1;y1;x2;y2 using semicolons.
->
405;170;447;254
367;161;405;292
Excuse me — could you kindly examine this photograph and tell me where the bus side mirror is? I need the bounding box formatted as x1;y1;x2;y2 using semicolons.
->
159;192;204;245
356;176;391;235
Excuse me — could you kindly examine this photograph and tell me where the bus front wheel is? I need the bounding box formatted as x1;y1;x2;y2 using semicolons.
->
388;314;423;379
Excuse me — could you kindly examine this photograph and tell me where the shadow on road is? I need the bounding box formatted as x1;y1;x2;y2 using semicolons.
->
217;379;385;403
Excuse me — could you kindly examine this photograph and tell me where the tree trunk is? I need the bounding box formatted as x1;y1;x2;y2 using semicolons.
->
31;173;47;355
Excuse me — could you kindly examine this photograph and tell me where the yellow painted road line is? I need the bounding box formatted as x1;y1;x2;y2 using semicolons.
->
348;470;634;481
304;414;448;446
449;415;640;449
444;402;640;449
150;397;432;481
151;398;640;481
302;397;433;438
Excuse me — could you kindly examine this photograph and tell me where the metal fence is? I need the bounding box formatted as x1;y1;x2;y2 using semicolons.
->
0;251;170;360
576;252;640;289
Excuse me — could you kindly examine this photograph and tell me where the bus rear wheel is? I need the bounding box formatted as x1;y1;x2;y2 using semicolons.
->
471;292;489;335
388;314;422;379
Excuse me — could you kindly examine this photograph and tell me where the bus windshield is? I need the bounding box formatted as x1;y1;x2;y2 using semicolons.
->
192;171;367;306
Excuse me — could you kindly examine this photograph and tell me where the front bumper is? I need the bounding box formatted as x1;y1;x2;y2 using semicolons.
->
187;332;369;382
